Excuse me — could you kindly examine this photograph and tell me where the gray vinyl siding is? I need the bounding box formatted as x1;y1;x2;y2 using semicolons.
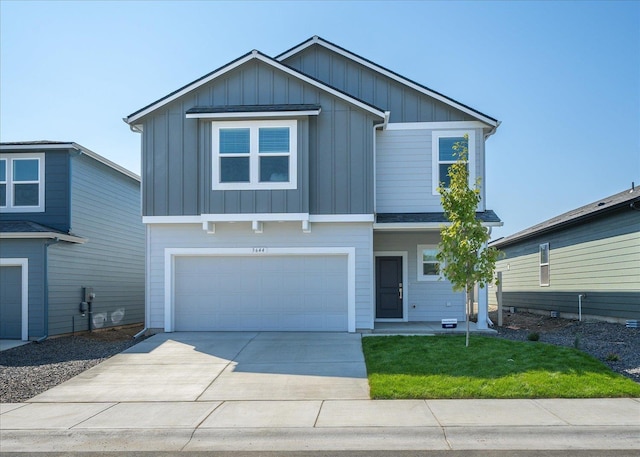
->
140;60;378;217
0;150;70;232
0;239;47;339
146;222;374;330
282;44;477;124
373;232;466;322
46;153;145;336
490;210;640;320
376;128;484;213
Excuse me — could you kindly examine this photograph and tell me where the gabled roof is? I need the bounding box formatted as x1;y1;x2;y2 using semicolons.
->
491;186;640;248
124;50;386;126
0;141;140;181
277;36;499;128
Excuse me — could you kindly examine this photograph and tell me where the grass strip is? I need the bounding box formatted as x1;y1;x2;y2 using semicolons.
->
362;335;640;399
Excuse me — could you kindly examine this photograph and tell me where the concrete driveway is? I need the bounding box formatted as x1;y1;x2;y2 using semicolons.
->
29;332;370;403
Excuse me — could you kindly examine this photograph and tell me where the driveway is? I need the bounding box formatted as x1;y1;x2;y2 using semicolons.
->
28;332;370;403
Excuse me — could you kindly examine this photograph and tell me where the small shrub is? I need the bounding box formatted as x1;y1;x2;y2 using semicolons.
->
605;353;620;362
527;332;540;341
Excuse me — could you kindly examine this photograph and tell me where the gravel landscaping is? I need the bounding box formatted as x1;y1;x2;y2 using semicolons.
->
1;315;638;403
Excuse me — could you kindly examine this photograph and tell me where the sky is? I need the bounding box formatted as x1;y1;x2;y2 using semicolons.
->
1;0;638;240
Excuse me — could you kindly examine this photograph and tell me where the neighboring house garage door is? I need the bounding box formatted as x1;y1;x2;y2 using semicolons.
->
173;255;348;331
0;266;22;339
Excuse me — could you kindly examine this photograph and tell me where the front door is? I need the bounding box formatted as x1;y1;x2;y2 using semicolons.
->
376;256;403;319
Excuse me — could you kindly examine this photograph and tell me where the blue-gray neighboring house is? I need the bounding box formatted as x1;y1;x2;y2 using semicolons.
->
124;36;502;334
489;186;640;322
0;141;145;340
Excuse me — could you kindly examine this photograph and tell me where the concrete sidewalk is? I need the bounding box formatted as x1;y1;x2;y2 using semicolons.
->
1;332;639;452
2;398;639;452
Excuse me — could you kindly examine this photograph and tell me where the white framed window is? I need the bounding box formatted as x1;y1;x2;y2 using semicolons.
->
539;243;550;287
212;119;297;190
432;130;475;195
0;153;45;212
417;244;443;281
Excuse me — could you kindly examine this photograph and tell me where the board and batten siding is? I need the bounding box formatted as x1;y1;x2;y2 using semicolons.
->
490;210;640;320
140;59;378;217
46;153;145;336
0;150;70;232
374;232;466;322
0;239;46;338
147;222;374;331
281;44;477;124
376;128;484;213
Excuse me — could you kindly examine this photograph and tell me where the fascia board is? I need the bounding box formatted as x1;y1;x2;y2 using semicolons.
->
126;51;385;125
0;232;87;243
373;221;503;231
186;109;321;119
277;36;499;128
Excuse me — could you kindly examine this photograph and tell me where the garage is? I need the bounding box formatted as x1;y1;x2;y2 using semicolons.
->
172;254;349;331
0;265;23;339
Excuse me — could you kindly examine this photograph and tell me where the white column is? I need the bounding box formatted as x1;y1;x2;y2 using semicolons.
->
476;240;489;330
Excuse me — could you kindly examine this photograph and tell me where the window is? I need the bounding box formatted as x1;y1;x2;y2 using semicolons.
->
212;120;297;190
539;243;550;286
432;130;475;195
417;245;442;281
0;153;45;212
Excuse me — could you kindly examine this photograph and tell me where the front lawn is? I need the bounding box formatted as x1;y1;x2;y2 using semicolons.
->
361;335;640;399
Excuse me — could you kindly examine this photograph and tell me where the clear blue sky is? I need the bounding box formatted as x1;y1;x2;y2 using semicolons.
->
1;0;638;239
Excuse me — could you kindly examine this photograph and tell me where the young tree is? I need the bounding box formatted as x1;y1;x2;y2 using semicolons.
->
437;135;500;347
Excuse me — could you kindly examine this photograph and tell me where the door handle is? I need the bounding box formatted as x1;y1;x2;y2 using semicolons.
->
399;283;403;300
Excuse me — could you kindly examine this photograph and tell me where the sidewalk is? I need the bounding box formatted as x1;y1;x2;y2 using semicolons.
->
2;398;639;452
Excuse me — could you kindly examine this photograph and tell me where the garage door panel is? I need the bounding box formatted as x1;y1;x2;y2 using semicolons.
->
174;255;348;332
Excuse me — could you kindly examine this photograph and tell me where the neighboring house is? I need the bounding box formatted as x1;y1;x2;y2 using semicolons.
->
0;141;145;341
489;186;640;322
124;36;502;333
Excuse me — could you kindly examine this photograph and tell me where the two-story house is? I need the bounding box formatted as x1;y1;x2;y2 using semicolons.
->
0;141;145;341
124;36;501;334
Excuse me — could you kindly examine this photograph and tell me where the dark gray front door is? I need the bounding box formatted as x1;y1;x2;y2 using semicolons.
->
376;256;403;319
0;266;22;339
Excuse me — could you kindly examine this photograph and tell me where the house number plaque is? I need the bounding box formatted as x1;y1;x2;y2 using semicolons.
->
252;247;267;254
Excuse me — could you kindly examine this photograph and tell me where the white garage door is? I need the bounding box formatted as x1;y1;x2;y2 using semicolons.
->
173;255;348;331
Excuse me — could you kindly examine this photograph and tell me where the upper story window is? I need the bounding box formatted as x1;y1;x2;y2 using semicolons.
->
432;130;475;195
417;244;443;281
212;120;297;190
0;153;45;212
540;243;550;286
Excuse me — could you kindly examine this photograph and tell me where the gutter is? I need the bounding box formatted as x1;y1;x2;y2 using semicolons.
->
36;238;61;342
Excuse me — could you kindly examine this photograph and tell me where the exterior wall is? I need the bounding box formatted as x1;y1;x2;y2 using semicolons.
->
0;150;70;232
376;127;484;213
140;60;377;217
281;44;476;124
146;222;374;331
490;210;640;320
46;153;145;336
374;231;465;322
0;239;47;338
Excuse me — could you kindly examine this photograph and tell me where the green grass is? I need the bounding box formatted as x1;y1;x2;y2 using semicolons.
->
361;335;640;399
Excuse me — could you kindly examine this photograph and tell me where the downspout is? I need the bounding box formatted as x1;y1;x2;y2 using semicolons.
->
372;111;390;213
37;238;61;342
484;228;494;328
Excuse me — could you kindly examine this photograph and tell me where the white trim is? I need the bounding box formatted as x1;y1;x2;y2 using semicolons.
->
212;119;298;191
374;251;409;322
186;109;321;119
309;214;374;223
0;232;87;244
0;153;45;212
0;258;29;341
386;121;488;131
417;244;443;282
142;213;377;225
276;37;498;127
126;51;385;124
163;247;356;332
431;130;476;195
